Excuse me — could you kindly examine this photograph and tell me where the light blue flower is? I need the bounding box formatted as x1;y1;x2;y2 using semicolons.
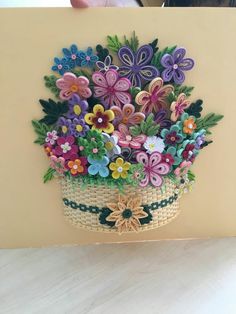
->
51;57;70;75
62;44;81;68
78;47;98;68
88;156;109;178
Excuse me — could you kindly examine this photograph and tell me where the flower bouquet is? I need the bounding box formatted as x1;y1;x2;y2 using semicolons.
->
32;32;223;234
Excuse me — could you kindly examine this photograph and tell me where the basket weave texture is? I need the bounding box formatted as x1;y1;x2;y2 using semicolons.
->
60;177;181;233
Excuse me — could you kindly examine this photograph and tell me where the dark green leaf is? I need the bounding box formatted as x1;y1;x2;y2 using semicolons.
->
43;167;56;183
96;44;112;62
44;75;60;98
39;99;69;125
185;99;203;118
149;38;159;54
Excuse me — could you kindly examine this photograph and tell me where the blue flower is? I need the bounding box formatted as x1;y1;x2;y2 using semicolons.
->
88;156;109;178
62;44;81;68
51;57;70;75
79;47;98;68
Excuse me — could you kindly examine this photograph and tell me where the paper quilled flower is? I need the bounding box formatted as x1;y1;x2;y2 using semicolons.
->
88;155;110;178
113;124;146;149
111;104;145;127
109;157;131;179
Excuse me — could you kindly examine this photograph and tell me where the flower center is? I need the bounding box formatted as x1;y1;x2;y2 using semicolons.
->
97;117;103;123
107;86;114;93
86;56;91;61
122;117;128;124
105;141;114;151
170;136;176;142
166;158;170;162
173;64;178;70
122;208;133;219
76;124;83;132
62;126;68;134
73;104;81;115
71;54;77;60
149;143;155;150
117;166;123;173
70;84;78;92
150;93;159;103
58;64;63;70
61;142;71;153
188;123;193;129
73;164;78;170
93;148;98;153
79;146;84;151
126;135;132;142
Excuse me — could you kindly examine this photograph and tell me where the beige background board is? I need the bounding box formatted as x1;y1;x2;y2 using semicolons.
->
0;8;235;248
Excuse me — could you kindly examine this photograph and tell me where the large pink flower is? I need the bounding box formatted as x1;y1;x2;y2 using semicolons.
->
56;72;92;100
135;77;173;115
113;124;146;149
54;136;78;160
136;151;170;187
92;69;131;107
111;104;145;127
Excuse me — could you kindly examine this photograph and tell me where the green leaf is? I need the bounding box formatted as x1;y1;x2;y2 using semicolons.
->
196;113;224;132
96;44;111;62
149;38;159;54
173;84;194;97
151;45;177;71
39;98;69;125
129;113;160;136
107;35;122;52
44;75;60;98
124;31;139;52
43;167;56;183
185;99;203;118
187;170;196;182
130;86;141;101
32;120;52;145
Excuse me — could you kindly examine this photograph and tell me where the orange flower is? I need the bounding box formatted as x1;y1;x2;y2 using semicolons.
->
183;117;196;134
66;157;87;176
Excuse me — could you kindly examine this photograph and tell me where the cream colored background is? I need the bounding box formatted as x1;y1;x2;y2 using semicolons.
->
0;8;235;248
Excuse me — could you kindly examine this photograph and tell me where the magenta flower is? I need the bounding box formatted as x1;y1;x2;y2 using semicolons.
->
111;104;145;127
113;124;146;149
56;72;92;100
49;155;67;175
92;69;131;108
54;136;78;160
136;151;170;187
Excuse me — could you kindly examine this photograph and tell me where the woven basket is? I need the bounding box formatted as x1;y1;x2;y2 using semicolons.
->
60;177;181;233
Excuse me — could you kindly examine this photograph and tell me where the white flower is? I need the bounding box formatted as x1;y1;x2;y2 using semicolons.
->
143;136;165;154
102;133;121;158
45;130;58;145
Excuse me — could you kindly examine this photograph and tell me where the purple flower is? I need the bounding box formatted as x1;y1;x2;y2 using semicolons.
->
96;55;119;73
70;118;89;138
154;109;172;130
57;117;73;136
118;45;159;88
161;47;194;85
195;134;205;149
66;94;88;119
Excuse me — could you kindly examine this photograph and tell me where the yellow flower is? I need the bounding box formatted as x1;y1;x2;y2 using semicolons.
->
85;104;114;134
106;194;148;234
109;157;131;179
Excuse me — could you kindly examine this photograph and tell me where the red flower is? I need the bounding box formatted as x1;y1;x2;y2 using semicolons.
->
54;136;78;160
161;153;175;166
182;144;196;162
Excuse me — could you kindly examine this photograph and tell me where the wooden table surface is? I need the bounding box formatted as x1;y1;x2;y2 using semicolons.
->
1;238;236;314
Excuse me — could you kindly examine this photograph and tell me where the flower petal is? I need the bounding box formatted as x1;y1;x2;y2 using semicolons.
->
88;164;99;175
149;152;162;167
115;91;131;106
105;69;118;87
136;45;153;66
173;47;186;64
150;172;163;187
93;104;105;114
139;173;150;187
136;151;149;167
103;123;114;134
79;87;92;99
110;106;122;120
161;68;174;82
99;166;109;178
94;86;108;98
173;69;185;84
135;91;151;106
152;162;170;175
119;66;132;77
129;112;145;125
118;46;135;67
161;54;174;68
179;58;194;71
92;71;108;88
114;77;131;91
139;65;159;82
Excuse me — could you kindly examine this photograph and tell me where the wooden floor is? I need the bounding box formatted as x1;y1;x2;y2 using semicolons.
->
1;238;236;314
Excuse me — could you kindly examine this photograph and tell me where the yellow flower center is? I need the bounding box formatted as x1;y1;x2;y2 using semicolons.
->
76;124;83;132
62;126;68;133
70;84;78;92
149;143;155;149
73;105;81;115
105;141;114;151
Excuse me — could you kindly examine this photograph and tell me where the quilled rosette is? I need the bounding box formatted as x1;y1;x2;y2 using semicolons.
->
32;32;223;234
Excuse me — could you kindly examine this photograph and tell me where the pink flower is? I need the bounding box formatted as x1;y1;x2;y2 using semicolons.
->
49;155;67;174
92;69;131;107
111;104;145;127
113;124;146;149
45;130;58;145
174;161;192;176
135;77;174;115
56;72;92;100
136;151;170;187
170;93;191;121
54;136;78;160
